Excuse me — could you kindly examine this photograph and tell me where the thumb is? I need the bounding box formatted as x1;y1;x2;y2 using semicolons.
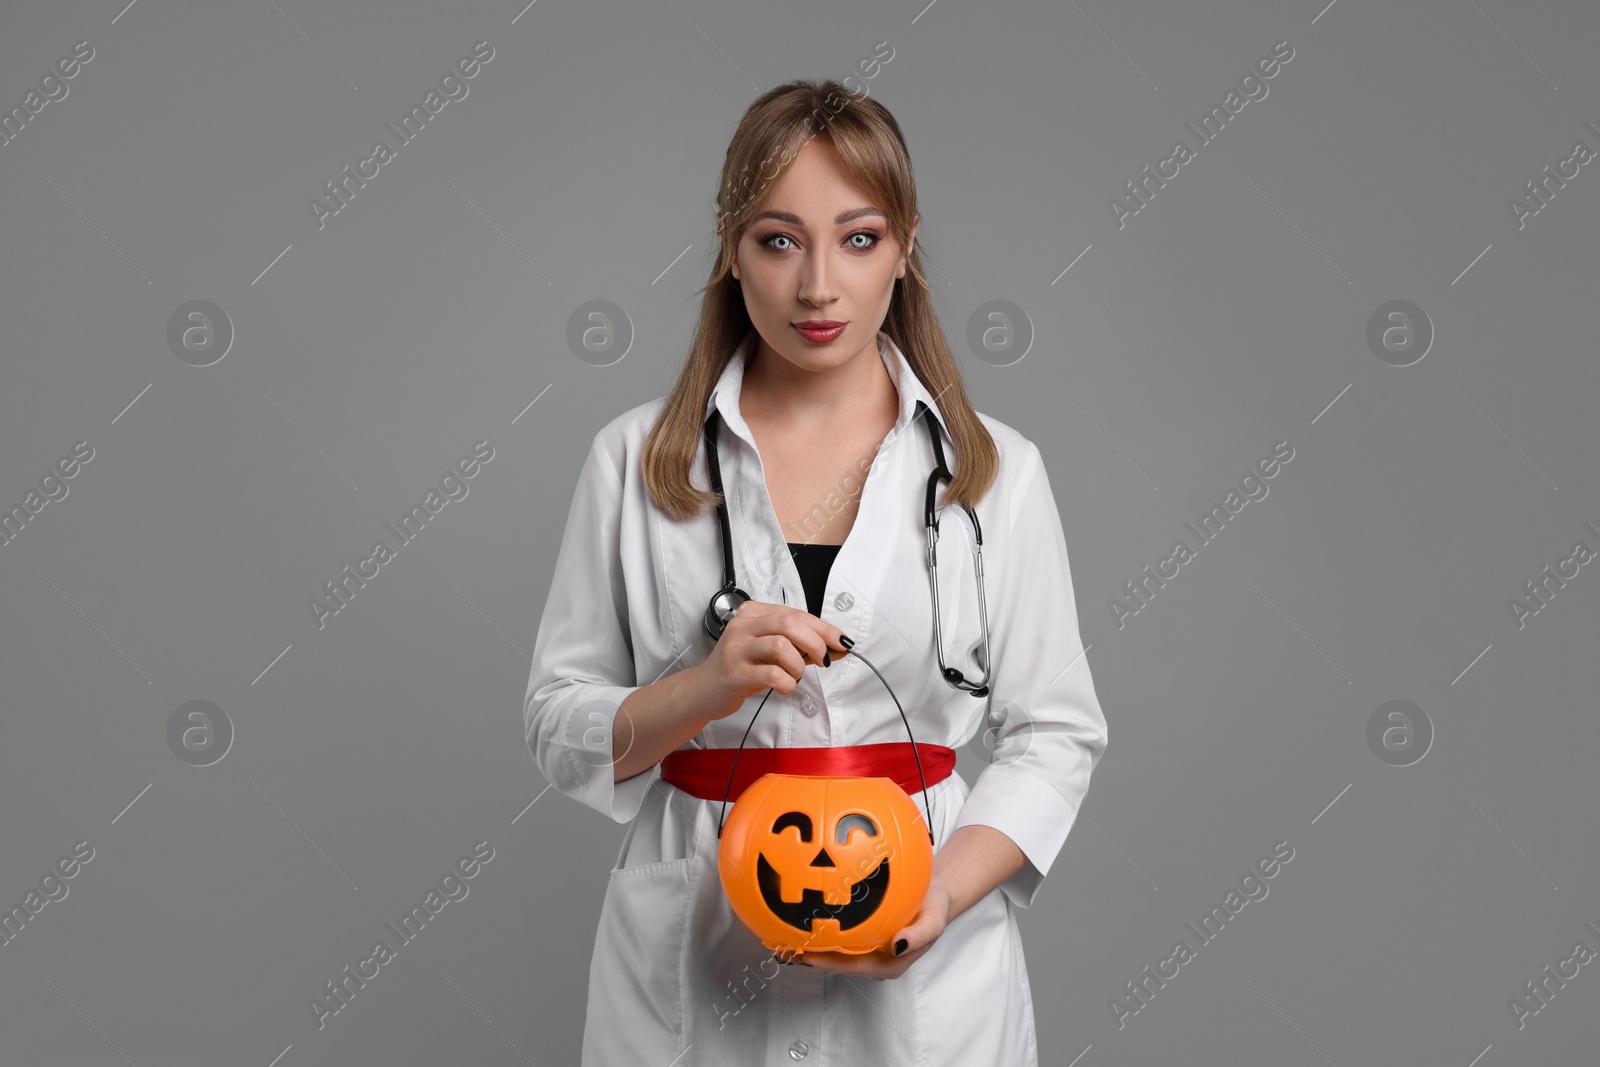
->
890;905;943;956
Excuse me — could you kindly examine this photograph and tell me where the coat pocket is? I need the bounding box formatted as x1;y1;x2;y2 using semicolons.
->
583;856;697;1065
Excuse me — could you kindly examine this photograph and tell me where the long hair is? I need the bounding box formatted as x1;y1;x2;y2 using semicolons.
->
642;78;999;521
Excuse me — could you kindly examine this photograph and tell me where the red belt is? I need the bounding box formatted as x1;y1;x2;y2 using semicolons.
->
660;742;956;804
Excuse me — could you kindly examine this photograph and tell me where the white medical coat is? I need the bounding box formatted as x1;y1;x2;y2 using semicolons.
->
525;329;1109;1066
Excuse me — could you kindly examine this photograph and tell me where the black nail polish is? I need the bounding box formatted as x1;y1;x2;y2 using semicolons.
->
894;938;908;956
839;634;854;650
823;651;830;667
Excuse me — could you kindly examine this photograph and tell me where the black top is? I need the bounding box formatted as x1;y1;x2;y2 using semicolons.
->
787;542;843;617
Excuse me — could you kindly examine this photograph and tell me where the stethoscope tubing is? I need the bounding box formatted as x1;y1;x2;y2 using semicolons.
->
699;397;993;846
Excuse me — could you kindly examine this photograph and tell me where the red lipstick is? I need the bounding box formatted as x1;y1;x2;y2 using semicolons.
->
792;320;847;343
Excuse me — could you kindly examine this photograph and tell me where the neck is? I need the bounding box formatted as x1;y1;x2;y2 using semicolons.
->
741;334;898;432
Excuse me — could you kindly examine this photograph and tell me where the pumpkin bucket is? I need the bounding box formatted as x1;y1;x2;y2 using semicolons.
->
717;772;934;956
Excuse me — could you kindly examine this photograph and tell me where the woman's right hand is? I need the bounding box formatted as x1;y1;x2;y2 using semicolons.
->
692;601;850;721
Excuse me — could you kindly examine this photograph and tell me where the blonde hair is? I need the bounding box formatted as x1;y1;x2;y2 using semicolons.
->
642;78;998;521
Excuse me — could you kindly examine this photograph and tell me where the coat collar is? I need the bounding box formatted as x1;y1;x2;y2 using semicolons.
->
704;328;954;453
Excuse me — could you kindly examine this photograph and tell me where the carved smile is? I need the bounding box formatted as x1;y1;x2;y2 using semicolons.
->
756;853;890;932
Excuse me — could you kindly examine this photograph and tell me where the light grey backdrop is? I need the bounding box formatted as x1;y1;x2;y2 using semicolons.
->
3;0;1598;1064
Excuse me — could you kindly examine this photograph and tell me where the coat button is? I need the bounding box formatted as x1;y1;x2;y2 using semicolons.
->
788;1039;810;1060
834;592;853;611
801;698;817;717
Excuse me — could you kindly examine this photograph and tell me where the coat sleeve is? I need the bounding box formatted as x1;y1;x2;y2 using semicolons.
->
523;429;659;824
952;440;1109;909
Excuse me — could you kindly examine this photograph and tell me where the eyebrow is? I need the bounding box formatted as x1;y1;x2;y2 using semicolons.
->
748;206;886;227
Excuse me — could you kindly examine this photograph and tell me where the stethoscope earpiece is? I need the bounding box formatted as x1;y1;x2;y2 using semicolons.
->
941;666;990;698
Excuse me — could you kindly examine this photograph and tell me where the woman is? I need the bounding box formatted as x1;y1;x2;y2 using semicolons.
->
526;79;1108;1066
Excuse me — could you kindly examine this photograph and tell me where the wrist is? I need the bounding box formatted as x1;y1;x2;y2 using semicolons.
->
669;662;722;731
681;659;742;726
922;879;956;922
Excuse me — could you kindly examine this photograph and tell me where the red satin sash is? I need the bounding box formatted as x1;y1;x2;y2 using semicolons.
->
659;742;956;804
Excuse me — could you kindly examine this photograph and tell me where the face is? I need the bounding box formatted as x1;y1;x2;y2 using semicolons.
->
730;136;919;374
756;804;892;934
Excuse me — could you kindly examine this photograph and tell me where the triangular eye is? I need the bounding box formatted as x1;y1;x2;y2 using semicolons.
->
771;811;812;842
835;813;878;844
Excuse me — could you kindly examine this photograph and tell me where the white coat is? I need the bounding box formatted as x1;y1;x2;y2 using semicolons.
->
525;329;1109;1066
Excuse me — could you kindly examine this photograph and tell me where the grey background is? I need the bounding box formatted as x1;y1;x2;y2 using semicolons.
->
2;0;1597;1064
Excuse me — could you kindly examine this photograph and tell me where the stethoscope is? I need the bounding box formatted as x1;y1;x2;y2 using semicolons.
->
700;397;995;841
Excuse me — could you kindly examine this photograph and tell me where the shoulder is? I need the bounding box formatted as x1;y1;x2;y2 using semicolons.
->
972;411;1045;494
587;396;672;480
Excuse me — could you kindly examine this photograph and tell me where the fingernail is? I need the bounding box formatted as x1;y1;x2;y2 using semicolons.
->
894;938;908;956
839;634;854;650
823;651;831;668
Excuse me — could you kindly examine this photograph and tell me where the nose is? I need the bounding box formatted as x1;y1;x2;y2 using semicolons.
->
797;250;839;307
809;847;836;868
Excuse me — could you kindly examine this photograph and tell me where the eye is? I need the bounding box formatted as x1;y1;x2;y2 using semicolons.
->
834;813;878;845
755;229;884;253
772;811;812;842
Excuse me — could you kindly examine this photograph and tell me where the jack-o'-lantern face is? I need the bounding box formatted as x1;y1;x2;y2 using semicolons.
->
758;809;888;933
718;775;933;956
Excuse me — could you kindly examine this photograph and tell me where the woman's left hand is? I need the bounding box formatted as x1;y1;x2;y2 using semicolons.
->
782;882;953;980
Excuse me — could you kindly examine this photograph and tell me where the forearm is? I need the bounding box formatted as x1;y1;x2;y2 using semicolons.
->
930;824;1029;922
611;665;715;783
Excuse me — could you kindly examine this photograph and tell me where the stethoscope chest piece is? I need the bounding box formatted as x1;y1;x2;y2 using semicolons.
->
703;584;751;641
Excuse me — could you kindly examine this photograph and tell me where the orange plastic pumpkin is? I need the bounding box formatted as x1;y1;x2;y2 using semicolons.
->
717;774;934;957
